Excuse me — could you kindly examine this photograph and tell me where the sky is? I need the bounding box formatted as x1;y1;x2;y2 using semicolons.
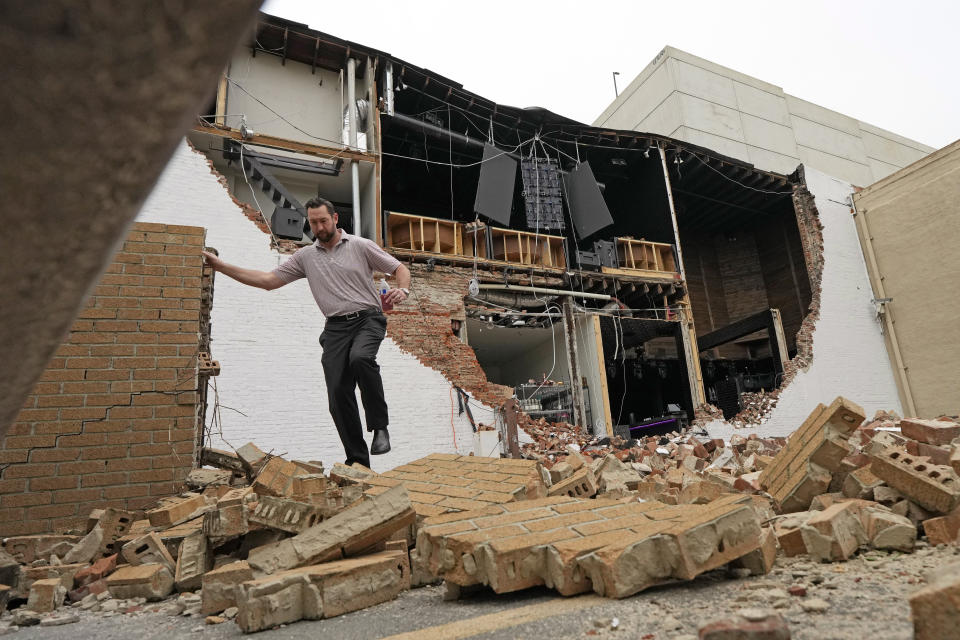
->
261;0;958;150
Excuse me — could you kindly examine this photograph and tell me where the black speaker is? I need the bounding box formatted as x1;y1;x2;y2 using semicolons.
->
270;207;305;240
563;161;614;239
473;144;517;226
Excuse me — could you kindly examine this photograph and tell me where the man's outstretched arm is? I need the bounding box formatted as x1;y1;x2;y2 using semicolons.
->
202;250;286;291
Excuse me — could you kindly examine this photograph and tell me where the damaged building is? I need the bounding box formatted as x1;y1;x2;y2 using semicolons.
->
142;12;907;462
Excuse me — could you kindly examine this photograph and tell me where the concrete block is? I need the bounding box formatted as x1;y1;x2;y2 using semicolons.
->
96;508;136;557
2;535;80;565
235;550;409;633
147;494;209;528
105;564;174;601
201;561;253;614
27;577;66;613
248;484;415;574
175;530;212;592
249;495;328;534
547;468;598;498
909;568;960;640
870;447;960;514
901;418;960;446
121;532;176;574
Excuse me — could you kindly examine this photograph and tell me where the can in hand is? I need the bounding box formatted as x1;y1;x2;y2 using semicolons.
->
379;279;392;311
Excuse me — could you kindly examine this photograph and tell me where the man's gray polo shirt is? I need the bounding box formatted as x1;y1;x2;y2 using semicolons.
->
272;231;402;317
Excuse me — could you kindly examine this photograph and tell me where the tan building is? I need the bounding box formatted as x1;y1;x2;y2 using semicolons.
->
853;139;960;418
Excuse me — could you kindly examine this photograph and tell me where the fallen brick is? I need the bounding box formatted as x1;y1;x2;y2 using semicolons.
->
201;560;253;615
175;530;212;592
105;564;174;601
2;535;80;565
27;577;66;613
841;464;884;500
905;440;952;467
147;494;210;528
329;462;378;486
121;532;176;574
870;447;960;514
0;550;20;592
861;507;916;551
800;502;867;562
699;611;791;639
186;468;233;489
758;397;866;513
901;418;960;446
200;447;247;474
203;503;250;543
922;507;960;545
217;486;255;508
235;550;410;633
251;457;303;497
248;484;415;574
909;561;960;640
18;563;86;597
236;442;269;473
63;525;104;564
730;527;778;576
73;554;117;588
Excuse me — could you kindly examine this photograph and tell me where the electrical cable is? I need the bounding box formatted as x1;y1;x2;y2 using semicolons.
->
238;143;283;259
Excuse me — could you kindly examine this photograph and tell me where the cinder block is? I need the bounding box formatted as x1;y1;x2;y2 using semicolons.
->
175;530;212;592
901;418;960;446
147;494;209;528
909;567;960;640
870;447;960;514
547;468;598;498
248;484;415;575
105;564;174;601
27;577;66;613
249;495;328;534
758;398;866;513
201;560;253;614
235;550;409;633
121;532;176;573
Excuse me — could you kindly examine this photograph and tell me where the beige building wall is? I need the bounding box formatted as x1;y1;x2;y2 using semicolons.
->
853;139;960;418
595;46;934;185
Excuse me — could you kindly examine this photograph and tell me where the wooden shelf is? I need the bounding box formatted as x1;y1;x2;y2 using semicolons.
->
385;212;462;256
615;237;677;273
489;228;566;269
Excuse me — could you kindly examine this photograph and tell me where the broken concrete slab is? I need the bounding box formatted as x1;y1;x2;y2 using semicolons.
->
105;564;174;601
758;397;866;513
870;447;960;514
235;550;409;633
248;484;415;574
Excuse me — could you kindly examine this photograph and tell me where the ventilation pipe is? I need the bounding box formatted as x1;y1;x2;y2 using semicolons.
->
347;57;361;238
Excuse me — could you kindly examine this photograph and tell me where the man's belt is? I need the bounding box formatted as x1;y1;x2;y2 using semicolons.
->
327;308;381;323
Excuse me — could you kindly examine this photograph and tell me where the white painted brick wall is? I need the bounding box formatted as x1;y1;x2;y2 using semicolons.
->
136;141;489;471
705;166;903;439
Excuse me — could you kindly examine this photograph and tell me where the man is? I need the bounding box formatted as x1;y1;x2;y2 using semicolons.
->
202;198;410;468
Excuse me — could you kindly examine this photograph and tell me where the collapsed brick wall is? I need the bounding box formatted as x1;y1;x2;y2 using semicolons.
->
0;223;207;537
386;264;513;412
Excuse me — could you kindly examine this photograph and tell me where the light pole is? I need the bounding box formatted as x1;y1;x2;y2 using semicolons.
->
612;71;620;97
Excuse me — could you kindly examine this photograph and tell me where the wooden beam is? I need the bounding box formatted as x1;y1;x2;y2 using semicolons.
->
192;123;373;164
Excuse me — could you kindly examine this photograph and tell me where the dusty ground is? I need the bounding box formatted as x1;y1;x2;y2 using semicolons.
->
4;541;952;640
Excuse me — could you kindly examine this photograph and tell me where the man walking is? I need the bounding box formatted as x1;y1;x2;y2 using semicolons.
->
202;198;410;468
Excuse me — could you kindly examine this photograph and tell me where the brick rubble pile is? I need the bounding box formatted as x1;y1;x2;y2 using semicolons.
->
1;399;959;638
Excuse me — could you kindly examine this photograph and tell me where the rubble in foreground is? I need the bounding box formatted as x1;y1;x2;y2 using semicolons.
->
0;400;959;638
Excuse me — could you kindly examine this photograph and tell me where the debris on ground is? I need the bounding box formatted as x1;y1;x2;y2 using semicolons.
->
0;401;959;636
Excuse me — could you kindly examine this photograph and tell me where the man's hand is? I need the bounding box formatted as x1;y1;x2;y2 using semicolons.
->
202;250;223;272
383;288;408;305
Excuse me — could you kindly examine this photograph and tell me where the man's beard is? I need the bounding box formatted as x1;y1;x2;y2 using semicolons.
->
316;228;335;242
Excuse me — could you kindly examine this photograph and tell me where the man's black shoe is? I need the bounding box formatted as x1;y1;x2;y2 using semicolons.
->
371;429;391;455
